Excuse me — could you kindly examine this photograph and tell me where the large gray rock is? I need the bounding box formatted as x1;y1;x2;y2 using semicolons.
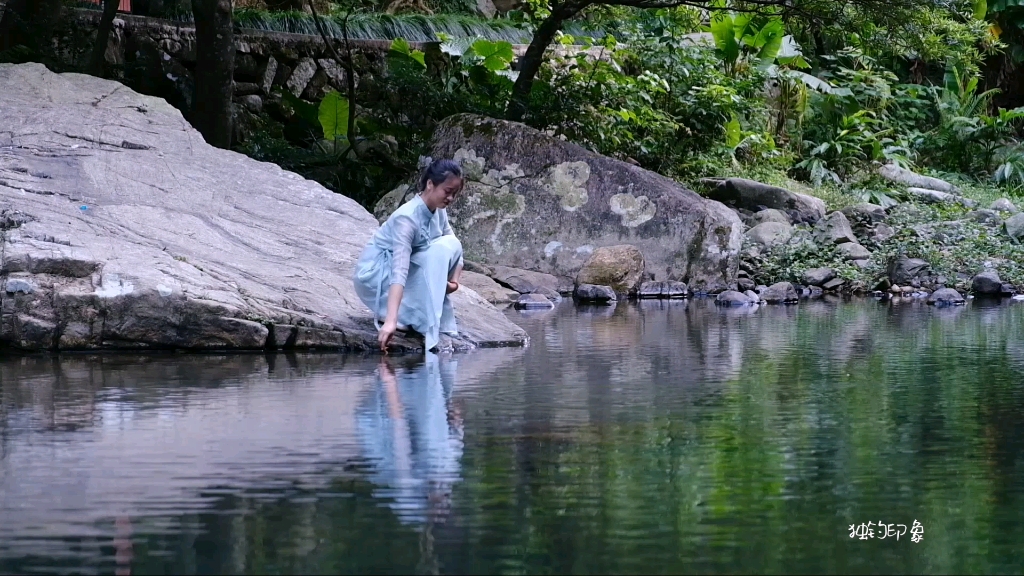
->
575;244;645;295
703;177;826;224
837;242;871;260
815;211;857;245
971;270;1003;295
802;267;836;287
752;209;792;225
991;198;1019;213
905;187;975;208
746;221;793;247
841;203;887;224
1006;213;1024;241
490;265;573;294
0;64;527;352
376;115;744;292
460;271;519;306
878;164;958;193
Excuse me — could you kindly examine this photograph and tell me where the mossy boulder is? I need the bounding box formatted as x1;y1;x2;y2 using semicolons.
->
375;114;744;293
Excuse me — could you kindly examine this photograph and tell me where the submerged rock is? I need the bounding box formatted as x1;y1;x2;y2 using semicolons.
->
574;284;616;303
575;244;646;296
514;293;555;310
376;114;744;293
637;281;689;299
927;288;966;306
703;177;826;224
0;63;527;352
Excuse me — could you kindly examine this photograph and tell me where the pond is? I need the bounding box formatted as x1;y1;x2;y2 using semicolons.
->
2;297;1024;575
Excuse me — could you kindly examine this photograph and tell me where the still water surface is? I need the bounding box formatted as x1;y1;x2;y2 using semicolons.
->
2;298;1024;574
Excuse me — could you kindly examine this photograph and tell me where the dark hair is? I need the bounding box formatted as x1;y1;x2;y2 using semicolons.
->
418;158;463;191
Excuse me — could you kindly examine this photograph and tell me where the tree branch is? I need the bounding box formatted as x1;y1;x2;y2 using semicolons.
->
307;0;358;157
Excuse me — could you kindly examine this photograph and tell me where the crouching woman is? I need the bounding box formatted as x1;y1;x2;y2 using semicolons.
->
353;159;466;352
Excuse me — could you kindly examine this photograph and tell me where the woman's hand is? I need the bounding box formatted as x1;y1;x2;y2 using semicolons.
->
378;319;398;352
446;280;459;294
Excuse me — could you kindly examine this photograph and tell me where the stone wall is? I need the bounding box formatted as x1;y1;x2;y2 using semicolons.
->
54;8;417;121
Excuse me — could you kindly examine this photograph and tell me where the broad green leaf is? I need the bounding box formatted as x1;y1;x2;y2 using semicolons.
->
973;0;987;19
776;36;808;68
709;13;740;65
439;35;476;58
389;37;426;68
732;12;753;41
725;114;741;148
467;39;515;71
318;90;350;141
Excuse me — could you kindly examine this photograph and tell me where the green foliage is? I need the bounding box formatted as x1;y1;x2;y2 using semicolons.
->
318;90;350;141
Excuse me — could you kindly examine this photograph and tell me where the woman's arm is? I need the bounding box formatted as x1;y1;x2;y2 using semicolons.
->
380;215;417;351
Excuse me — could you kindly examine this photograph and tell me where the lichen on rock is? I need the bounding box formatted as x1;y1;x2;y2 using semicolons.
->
545;161;590;212
610;193;656;228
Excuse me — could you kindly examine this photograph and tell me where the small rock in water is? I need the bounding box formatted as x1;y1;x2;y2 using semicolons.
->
574;284;616;303
971;270;1003;295
637;280;689;299
927;288;966;306
716;290;754;306
760;282;799;304
533;286;562;302
514;293;554;310
743;290;760;303
1000;283;1016;295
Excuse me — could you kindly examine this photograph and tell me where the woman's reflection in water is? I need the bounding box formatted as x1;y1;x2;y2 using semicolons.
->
357;352;464;573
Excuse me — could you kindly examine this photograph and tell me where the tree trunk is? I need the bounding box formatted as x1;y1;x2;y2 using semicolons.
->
0;0;64;58
192;0;235;149
190;0;234;150
505;0;589;122
89;0;121;76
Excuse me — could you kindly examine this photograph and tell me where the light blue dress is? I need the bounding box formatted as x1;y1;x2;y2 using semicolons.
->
353;195;464;351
